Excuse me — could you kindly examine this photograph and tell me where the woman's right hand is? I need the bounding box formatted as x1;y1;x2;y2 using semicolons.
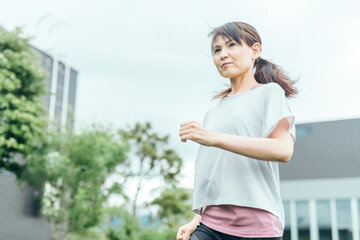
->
176;218;200;240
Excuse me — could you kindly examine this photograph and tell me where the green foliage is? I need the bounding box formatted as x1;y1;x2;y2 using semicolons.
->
96;122;190;240
139;227;176;240
68;228;102;240
37;126;129;239
118;122;183;217
151;186;193;229
102;206;141;240
0;27;48;177
119;122;182;182
101;205;178;240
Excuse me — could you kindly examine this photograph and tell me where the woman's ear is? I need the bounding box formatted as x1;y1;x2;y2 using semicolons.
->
252;43;261;60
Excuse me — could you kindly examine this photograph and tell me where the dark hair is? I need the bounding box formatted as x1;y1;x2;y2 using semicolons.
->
209;22;298;99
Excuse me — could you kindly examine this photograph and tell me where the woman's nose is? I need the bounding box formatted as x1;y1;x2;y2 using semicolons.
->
220;50;228;60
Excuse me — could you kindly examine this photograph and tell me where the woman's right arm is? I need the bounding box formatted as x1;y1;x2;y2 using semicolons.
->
176;214;201;240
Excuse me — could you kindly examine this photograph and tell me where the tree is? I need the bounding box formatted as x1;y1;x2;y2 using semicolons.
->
101;205;180;240
118;122;183;218
0;27;48;177
101;205;141;240
36;126;128;240
151;185;193;230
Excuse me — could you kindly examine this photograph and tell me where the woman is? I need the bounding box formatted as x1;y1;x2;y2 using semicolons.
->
177;22;297;240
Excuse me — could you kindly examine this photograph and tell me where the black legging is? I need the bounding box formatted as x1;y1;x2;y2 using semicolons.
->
190;223;283;240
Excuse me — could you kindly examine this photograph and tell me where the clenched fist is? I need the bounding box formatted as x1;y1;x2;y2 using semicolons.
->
176;218;200;240
179;121;217;146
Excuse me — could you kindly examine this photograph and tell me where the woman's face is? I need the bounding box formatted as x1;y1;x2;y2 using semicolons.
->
212;35;255;79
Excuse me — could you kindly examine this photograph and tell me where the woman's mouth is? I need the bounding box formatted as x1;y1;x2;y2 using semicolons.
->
221;62;232;68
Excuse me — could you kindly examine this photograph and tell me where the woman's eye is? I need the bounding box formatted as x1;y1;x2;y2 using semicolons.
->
214;49;220;54
229;43;235;47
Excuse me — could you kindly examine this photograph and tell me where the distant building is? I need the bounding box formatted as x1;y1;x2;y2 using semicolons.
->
280;118;360;240
0;44;78;240
34;46;78;129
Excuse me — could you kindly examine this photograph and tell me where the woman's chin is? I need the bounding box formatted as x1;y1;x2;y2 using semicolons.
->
220;72;239;79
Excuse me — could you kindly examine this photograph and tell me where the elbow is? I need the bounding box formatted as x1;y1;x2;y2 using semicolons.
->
274;143;293;163
280;148;293;163
269;151;292;163
281;153;292;163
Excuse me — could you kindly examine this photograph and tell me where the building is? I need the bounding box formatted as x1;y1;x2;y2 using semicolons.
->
34;46;78;129
280;118;360;240
0;45;78;240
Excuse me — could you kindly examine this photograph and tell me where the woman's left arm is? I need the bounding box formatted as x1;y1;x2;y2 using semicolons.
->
179;117;294;163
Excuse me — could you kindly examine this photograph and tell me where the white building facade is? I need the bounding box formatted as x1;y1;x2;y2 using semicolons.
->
280;118;360;240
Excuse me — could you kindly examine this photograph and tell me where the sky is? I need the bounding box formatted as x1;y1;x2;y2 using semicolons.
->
2;0;360;197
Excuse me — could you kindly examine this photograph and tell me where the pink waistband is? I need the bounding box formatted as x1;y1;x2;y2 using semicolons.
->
201;205;283;238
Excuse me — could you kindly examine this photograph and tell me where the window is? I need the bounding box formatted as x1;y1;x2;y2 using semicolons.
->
296;201;310;240
283;201;291;240
317;200;332;240
358;200;360;240
336;199;352;240
296;127;312;137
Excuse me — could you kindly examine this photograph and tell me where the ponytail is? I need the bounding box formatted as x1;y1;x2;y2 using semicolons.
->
254;57;298;98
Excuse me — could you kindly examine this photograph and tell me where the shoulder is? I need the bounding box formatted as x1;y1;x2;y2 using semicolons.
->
263;82;286;96
264;82;283;91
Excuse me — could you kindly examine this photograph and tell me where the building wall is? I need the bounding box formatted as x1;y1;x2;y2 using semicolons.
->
54;61;66;125
279;118;360;240
36;49;53;111
33;47;78;129
0;173;51;240
280;118;360;180
281;178;360;240
67;68;78;129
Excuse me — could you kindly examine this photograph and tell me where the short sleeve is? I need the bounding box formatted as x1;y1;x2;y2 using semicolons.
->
262;83;296;142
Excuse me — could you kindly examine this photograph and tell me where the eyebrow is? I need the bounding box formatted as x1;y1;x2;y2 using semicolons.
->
212;39;234;49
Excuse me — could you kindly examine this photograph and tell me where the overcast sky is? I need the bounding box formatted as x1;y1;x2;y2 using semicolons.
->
2;0;360;190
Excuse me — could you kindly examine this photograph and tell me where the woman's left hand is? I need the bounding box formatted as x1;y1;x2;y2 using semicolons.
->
179;121;217;146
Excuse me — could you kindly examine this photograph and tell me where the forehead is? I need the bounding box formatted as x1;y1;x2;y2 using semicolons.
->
212;35;241;48
213;35;232;45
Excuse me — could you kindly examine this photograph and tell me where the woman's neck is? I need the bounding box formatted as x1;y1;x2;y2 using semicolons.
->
229;72;258;96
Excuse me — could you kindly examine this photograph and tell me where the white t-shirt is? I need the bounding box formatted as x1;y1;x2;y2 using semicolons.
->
192;82;296;229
